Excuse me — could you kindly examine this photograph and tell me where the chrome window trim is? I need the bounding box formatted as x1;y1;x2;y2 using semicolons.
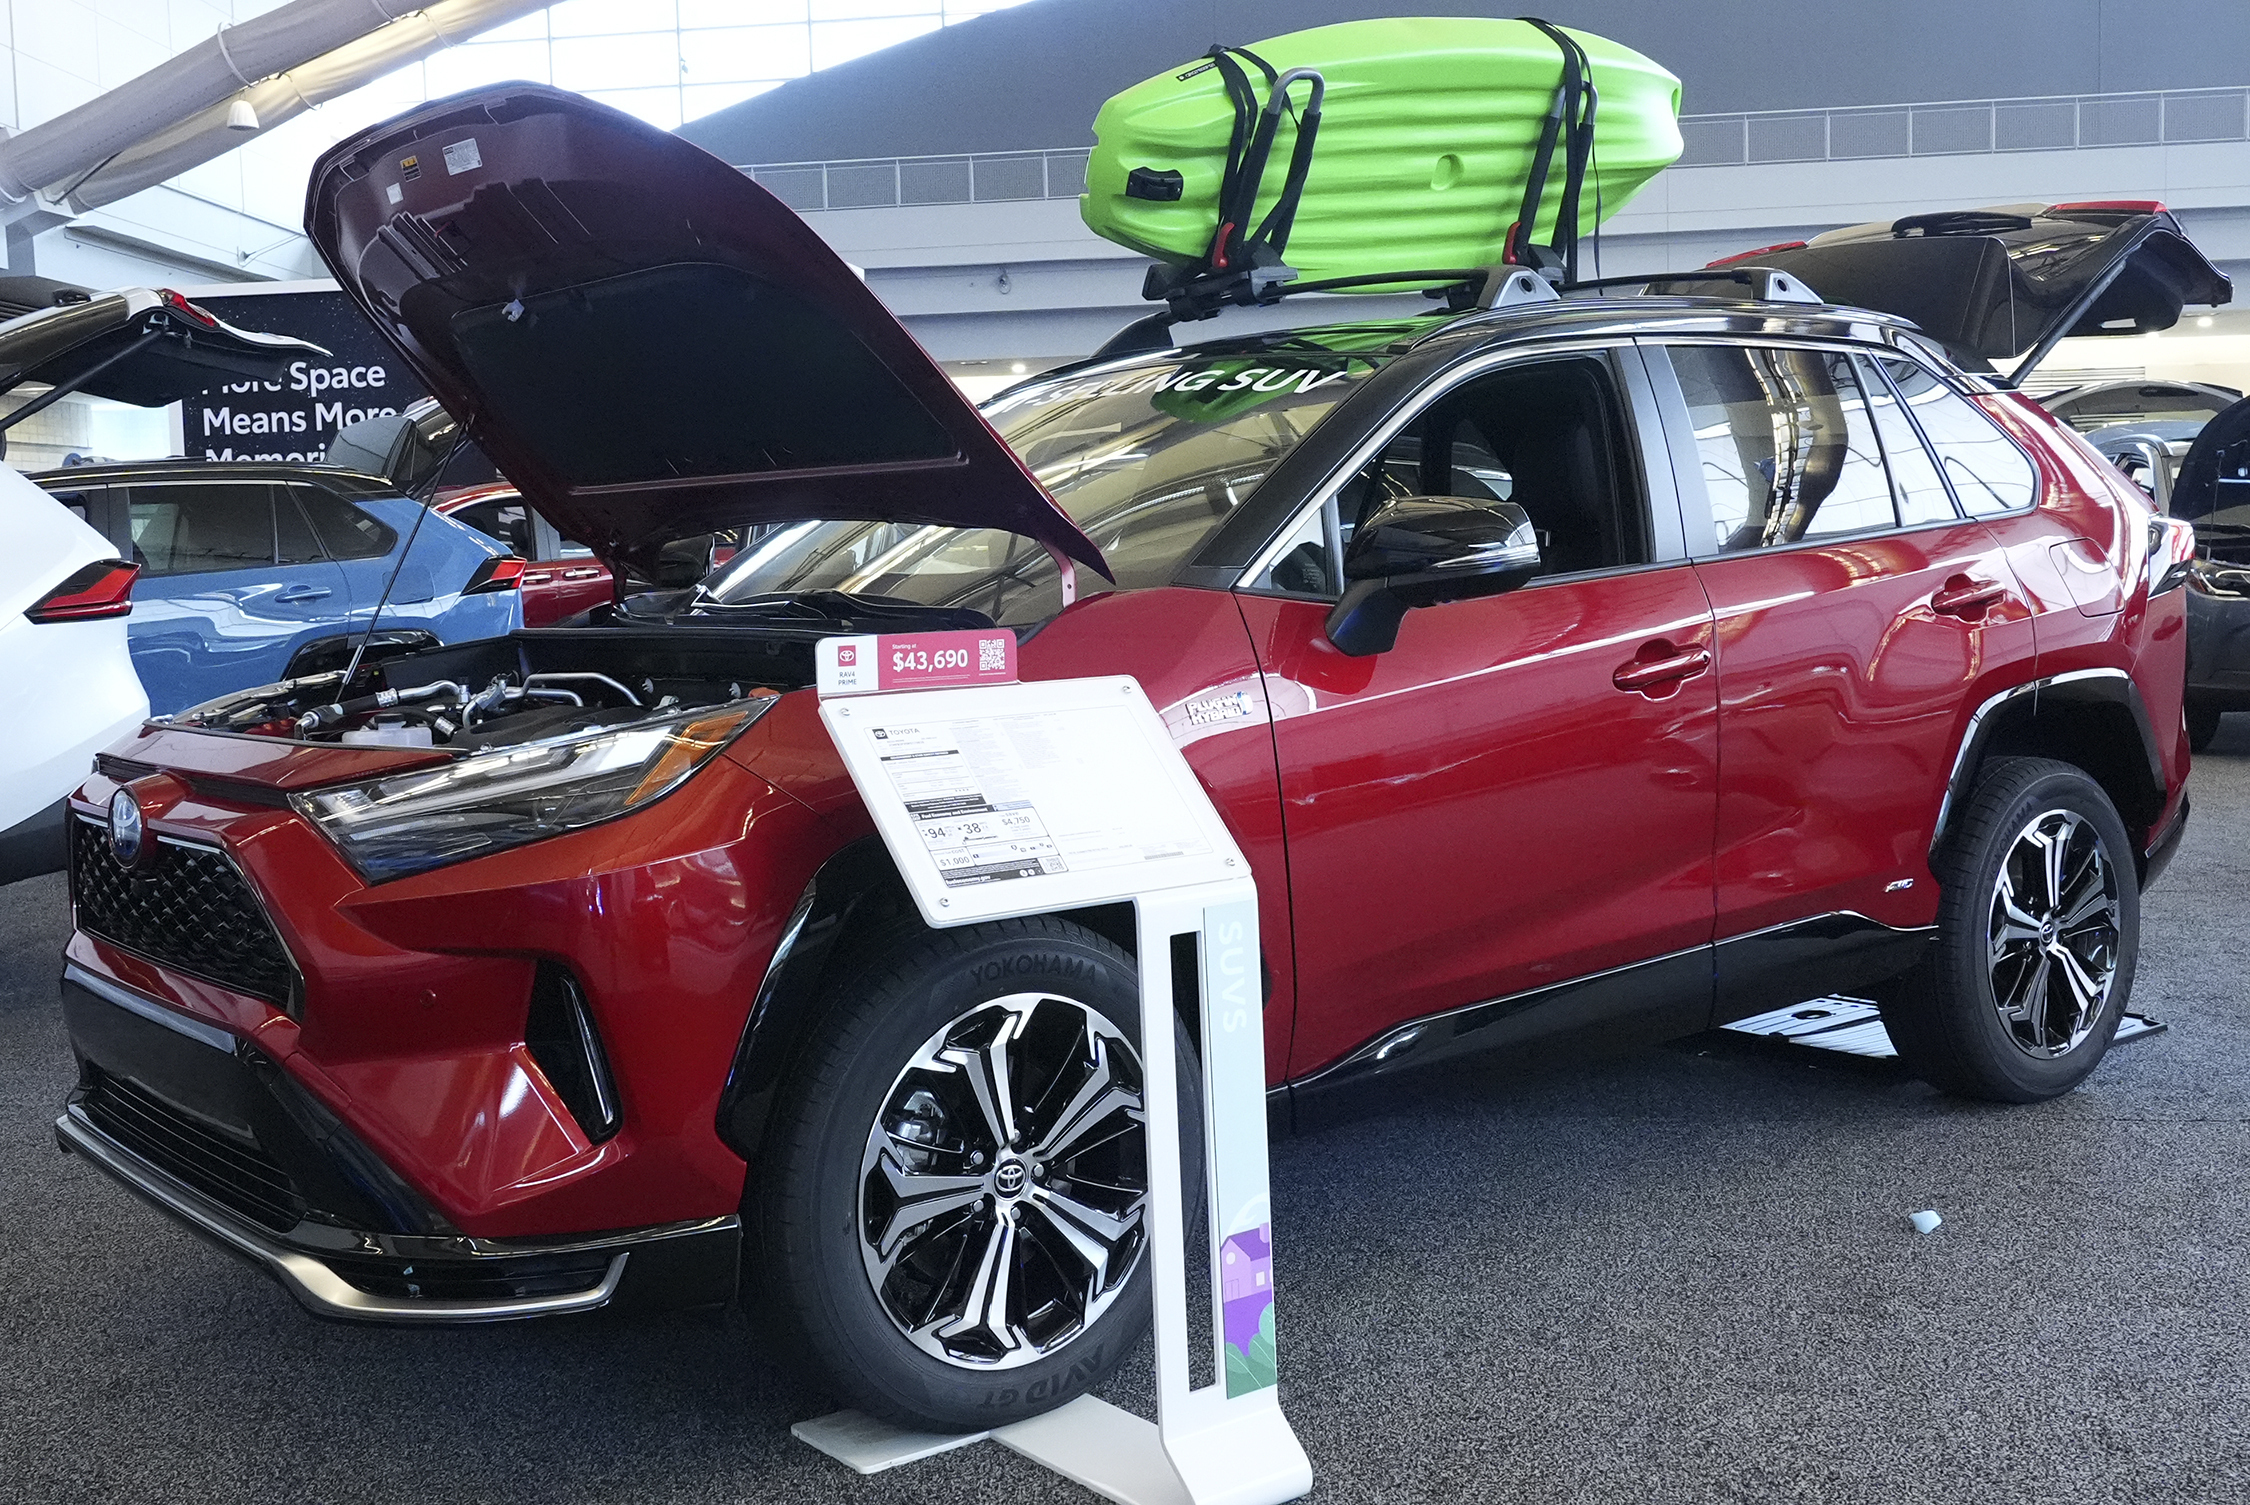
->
1863;344;2042;520
1233;338;1685;594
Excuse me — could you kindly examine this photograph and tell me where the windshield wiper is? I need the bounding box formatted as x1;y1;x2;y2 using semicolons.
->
678;589;997;632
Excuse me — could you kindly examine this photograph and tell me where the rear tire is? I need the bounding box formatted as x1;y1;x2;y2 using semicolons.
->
1880;757;2138;1103
750;915;1197;1432
2187;701;2223;753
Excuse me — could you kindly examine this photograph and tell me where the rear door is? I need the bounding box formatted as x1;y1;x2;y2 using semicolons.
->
1645;339;2038;1019
121;480;351;714
1238;345;1722;1083
527;514;615;626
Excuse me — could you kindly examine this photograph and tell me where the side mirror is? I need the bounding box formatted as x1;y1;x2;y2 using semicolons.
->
644;534;716;590
1324;496;1543;656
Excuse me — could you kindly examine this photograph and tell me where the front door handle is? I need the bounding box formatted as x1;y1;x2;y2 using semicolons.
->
1612;642;1713;695
561;567;604;579
273;584;331;603
1931;575;2007;618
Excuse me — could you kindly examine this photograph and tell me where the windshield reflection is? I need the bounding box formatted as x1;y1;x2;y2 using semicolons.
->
697;343;1392;626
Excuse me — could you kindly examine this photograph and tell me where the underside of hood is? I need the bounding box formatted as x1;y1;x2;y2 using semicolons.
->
303;84;1106;579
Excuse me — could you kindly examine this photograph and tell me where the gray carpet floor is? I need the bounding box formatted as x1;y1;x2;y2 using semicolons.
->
3;719;2248;1503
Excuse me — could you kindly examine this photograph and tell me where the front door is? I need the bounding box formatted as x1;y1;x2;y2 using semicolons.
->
1241;349;1722;1083
1646;339;2038;1018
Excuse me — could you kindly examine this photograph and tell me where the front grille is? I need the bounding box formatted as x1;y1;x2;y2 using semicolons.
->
69;819;295;1007
80;1070;306;1233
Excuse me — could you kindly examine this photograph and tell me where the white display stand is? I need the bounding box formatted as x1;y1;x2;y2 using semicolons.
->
797;657;1312;1505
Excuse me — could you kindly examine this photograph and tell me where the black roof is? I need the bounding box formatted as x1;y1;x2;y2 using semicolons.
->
1039;291;1926;392
27;460;404;497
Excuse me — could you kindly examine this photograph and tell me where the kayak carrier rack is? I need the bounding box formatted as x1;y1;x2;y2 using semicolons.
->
1093;17;1733;361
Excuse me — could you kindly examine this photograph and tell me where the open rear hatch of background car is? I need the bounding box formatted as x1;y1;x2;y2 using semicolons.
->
303;83;1106;582
1689;202;2232;386
0;287;325;460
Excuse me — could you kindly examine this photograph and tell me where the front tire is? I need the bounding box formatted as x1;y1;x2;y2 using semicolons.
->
752;915;1195;1432
1881;757;2139;1102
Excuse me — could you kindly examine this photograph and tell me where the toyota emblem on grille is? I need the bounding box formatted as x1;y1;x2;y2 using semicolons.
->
108;789;144;868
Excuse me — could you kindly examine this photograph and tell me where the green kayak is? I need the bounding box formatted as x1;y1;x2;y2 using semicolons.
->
1082;17;1682;285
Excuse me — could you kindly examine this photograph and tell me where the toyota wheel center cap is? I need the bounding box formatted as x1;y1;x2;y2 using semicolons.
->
993;1159;1027;1197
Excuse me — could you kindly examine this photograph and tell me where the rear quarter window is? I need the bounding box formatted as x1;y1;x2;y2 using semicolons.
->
1878;357;2038;516
293;486;398;559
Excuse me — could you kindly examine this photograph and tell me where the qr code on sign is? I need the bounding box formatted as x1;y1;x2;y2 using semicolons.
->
978;637;1007;672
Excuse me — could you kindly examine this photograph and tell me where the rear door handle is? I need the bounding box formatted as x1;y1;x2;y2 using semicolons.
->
1930;576;2007;618
561;567;604;579
523;571;554;585
273;584;331;603
1612;643;1713;694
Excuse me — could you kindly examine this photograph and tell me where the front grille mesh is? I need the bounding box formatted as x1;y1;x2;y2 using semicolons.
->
80;1070;305;1233
69;819;295;1007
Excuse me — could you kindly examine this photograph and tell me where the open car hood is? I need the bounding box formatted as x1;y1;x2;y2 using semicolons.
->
1710;203;2232;384
0;286;326;406
304;84;1105;579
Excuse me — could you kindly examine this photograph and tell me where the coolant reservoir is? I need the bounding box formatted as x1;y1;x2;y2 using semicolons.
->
342;713;434;748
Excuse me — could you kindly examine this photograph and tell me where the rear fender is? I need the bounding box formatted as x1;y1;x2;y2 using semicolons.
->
1934;668;2169;868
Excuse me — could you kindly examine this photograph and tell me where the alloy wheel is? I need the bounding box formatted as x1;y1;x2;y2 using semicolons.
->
1987;807;2123;1059
857;992;1149;1369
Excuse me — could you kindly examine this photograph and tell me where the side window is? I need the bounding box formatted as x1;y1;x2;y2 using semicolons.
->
1875;356;2037;516
274;488;326;564
294;487;398;560
1666;344;1897;551
1858;355;1960;526
452;498;535;557
44;486;103;532
128;484;277;577
1346;355;1646;579
1247;498;1337;596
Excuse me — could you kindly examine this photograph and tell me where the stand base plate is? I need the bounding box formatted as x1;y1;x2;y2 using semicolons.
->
1722;998;2167;1058
795;1397;1192;1505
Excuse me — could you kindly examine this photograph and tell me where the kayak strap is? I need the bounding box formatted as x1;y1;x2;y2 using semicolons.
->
1142;47;1325;324
1508;17;1600;284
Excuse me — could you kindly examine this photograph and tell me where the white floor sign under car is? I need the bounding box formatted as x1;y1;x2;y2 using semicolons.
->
795;631;1313;1505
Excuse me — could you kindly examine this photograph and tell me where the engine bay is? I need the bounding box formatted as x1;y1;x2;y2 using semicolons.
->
165;626;819;751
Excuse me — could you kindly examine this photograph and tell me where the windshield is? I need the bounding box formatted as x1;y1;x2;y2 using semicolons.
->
695;337;1397;625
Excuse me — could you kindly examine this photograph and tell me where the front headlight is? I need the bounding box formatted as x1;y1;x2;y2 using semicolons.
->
295;698;775;882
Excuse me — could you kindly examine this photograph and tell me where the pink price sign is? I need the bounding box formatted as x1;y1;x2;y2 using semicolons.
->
815;629;1019;696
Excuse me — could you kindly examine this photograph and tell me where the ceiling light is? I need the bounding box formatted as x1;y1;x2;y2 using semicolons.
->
1011;362;1027;374
226;98;260;132
2198;315;2215;328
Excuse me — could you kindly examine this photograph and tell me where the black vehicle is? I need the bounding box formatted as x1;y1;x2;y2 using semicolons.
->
2039;378;2240;435
2165;396;2250;749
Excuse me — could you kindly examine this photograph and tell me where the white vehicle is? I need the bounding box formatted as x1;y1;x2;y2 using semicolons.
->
0;470;147;885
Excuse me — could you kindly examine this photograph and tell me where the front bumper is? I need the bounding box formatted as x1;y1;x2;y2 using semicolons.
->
57;964;738;1323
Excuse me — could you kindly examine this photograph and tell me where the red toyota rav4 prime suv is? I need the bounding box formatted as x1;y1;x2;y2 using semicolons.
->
52;89;2214;1432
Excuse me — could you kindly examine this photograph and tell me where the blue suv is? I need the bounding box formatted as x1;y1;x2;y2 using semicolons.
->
33;463;521;715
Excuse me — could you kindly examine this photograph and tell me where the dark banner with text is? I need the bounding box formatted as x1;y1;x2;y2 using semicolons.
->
177;287;429;463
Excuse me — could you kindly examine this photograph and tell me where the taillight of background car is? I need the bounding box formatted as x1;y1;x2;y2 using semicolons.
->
25;560;139;622
462;555;527;594
2149;516;2198;596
